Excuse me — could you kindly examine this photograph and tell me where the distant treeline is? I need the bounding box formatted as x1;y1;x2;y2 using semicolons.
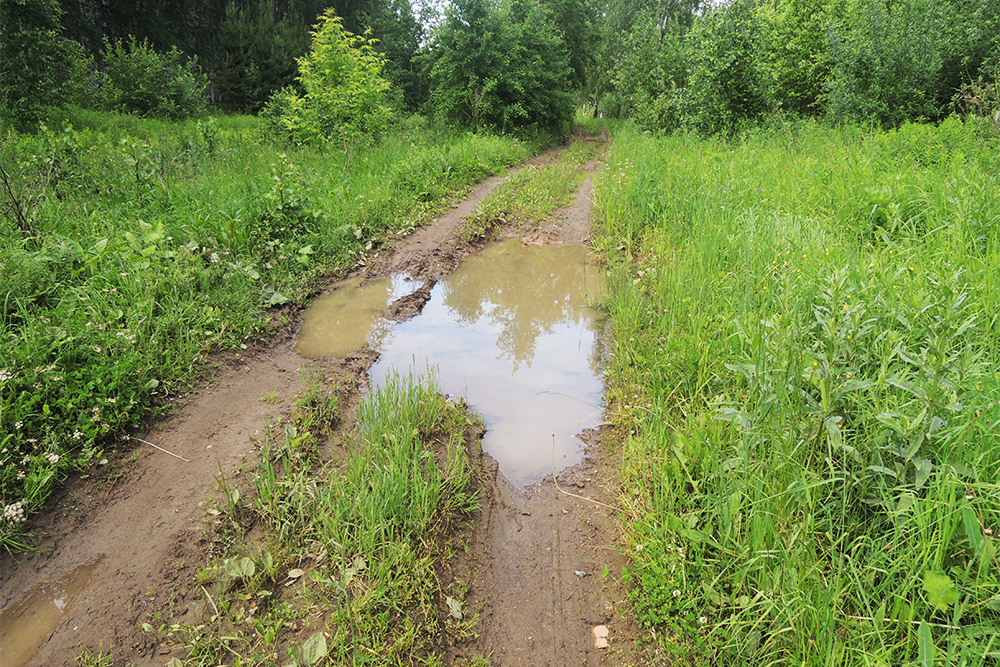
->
0;0;423;117
1;0;998;134
594;0;1000;133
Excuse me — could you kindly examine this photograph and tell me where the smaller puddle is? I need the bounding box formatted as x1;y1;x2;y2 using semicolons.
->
293;275;422;358
0;555;104;667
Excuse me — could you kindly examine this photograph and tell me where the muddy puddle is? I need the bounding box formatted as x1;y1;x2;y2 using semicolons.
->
294;274;422;358
1;556;104;666
296;239;607;486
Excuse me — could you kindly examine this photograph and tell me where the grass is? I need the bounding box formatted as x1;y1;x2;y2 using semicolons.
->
0;110;529;553
460;139;599;240
594;116;1000;665
144;370;482;666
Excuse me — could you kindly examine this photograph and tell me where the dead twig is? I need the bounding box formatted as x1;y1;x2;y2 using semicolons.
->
551;433;620;512
0;155;38;237
130;436;192;463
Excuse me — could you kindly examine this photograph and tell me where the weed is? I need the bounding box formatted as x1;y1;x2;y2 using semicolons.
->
74;647;116;667
166;371;480;664
462;154;588;240
597;120;1000;665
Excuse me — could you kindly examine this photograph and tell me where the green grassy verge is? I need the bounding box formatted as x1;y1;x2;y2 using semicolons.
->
0;112;526;552
460;138;600;240
142;371;481;666
595;118;1000;664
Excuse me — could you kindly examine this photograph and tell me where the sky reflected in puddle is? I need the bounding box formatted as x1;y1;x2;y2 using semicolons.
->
370;240;606;486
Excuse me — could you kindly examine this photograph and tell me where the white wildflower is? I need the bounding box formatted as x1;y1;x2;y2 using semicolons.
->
46;453;59;464
4;502;26;524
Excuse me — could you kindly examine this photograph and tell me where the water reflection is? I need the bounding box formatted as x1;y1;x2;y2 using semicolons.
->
371;240;607;485
0;556;104;667
440;241;606;370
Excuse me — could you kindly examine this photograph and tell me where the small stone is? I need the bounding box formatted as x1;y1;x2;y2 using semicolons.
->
593;625;609;649
574;570;588;578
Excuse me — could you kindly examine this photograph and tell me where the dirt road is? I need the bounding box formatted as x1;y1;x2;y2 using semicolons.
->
0;133;641;666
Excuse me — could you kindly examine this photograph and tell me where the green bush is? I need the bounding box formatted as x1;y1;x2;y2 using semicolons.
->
100;37;208;120
263;10;392;157
0;0;91;125
429;0;575;137
685;0;772;134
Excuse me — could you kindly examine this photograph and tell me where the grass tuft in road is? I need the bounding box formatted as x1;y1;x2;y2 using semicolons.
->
461;140;600;240
145;371;482;666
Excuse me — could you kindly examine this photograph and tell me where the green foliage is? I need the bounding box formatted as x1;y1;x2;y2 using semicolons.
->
160;372;480;663
593;0;1000;132
359;0;425;109
612;16;691;132
596;120;1000;664
685;0;771;134
215;0;309;113
826;0;945;126
757;0;832;115
463;158;589;239
0;112;527;553
429;0;575;137
100;36;208;120
264;10;392;155
0;0;91;124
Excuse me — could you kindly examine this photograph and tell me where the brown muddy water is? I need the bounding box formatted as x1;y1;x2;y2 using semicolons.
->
296;239;607;486
0;556;104;666
294;274;423;358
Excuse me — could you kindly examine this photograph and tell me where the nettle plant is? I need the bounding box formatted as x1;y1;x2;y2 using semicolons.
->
728;262;984;500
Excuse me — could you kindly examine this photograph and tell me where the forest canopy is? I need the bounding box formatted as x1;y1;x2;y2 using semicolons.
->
1;0;999;134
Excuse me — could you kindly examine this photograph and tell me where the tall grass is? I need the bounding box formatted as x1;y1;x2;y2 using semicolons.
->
0;111;525;551
595;117;1000;664
161;371;480;665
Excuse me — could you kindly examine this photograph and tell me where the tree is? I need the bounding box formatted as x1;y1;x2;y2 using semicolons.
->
685;0;772;134
586;0;702;117
757;0;833;115
429;0;575;136
216;0;309;112
359;0;424;108
0;0;88;124
265;9;392;161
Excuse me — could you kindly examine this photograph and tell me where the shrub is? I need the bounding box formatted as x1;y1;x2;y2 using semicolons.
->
0;0;91;125
429;0;575;137
263;10;392;159
100;37;208;120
